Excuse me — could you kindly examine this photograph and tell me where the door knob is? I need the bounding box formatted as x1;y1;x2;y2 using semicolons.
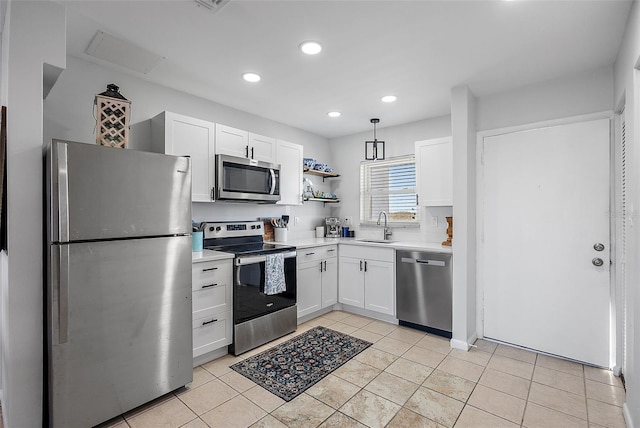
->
593;243;605;252
592;258;604;267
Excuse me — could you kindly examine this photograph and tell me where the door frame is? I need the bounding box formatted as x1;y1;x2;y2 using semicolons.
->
475;111;616;365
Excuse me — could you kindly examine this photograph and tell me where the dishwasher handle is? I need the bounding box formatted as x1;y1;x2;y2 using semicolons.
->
400;257;446;267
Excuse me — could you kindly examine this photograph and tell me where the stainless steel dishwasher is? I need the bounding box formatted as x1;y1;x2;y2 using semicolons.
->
396;250;452;337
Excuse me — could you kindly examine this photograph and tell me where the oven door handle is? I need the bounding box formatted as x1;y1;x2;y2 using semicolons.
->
235;251;297;266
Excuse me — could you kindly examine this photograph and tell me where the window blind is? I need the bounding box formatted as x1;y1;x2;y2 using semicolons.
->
360;156;419;225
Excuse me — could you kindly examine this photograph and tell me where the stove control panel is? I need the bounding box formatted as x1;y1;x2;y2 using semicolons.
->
203;221;263;239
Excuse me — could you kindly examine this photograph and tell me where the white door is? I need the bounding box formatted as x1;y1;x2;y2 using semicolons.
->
215;124;249;158
297;261;322;318
165;114;215;202
364;260;395;316
482;118;611;367
415;137;453;206
249;133;276;163
276;140;303;205
321;257;338;308
338;257;365;308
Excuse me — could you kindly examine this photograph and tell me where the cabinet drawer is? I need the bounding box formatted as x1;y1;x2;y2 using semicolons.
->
297;248;324;263
340;245;394;262
323;245;338;259
193;310;232;358
192;284;230;318
192;260;232;291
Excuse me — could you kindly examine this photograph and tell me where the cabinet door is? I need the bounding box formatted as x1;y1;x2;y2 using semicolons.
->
276;140;303;205
338;257;364;308
216;124;249;158
364;260;395;315
415;137;453;206
249;133;276;163
193;310;232;357
152;112;215;202
321;257;338;308
297;260;323;318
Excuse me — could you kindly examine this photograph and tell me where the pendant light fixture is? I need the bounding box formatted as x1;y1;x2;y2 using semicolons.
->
365;118;385;160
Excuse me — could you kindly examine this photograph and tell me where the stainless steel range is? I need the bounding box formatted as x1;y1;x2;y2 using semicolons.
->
203;221;297;355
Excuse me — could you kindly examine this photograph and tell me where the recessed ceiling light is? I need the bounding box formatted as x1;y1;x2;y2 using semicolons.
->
242;72;261;83
381;95;397;103
299;41;322;55
327;111;341;118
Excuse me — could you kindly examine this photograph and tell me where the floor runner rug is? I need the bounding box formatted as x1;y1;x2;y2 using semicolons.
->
230;326;372;401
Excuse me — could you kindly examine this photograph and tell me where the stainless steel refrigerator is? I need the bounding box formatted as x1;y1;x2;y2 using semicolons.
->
44;140;193;427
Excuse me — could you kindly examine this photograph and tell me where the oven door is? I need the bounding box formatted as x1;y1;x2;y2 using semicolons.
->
216;155;280;203
233;250;296;324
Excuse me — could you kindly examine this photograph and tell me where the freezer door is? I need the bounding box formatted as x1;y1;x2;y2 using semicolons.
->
47;140;191;242
47;236;192;428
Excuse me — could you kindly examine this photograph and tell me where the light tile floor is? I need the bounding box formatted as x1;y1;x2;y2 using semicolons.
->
98;311;627;428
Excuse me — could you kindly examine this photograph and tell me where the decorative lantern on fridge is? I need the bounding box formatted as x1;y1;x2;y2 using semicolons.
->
94;84;131;148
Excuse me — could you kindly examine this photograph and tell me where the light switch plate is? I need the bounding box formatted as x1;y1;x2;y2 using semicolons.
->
430;216;438;227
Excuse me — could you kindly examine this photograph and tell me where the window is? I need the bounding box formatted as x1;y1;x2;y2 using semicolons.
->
360;155;419;225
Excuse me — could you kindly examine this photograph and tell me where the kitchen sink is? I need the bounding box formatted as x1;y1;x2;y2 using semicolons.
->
356;239;396;244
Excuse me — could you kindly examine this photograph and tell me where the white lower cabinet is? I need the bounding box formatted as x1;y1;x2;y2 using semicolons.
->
191;258;233;360
338;245;395;316
297;245;338;318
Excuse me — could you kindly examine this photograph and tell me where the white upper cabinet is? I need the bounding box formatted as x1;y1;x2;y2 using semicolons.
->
249;133;276;163
215;124;249;158
415;137;453;206
276;140;303;205
215;124;276;163
151;111;215;202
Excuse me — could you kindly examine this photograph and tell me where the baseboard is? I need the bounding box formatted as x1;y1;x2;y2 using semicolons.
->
339;304;399;325
468;332;478;347
297;306;334;324
192;347;228;368
450;331;478;352
623;403;634;428
450;338;470;351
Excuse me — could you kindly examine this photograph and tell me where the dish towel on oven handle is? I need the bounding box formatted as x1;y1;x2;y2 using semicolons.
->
265;253;286;295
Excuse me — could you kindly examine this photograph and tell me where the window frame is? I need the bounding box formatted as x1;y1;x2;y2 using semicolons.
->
359;155;420;227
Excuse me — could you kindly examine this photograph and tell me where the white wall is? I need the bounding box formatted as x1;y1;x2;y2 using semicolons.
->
328;115;452;242
613;0;640;426
477;66;614;132
1;1;66;426
44;56;334;239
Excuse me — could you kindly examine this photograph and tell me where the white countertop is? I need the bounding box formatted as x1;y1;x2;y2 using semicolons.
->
275;237;452;254
191;249;234;263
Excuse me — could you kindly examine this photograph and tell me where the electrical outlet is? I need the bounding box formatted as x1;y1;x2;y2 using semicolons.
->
430;216;438;228
343;216;352;226
294;217;300;226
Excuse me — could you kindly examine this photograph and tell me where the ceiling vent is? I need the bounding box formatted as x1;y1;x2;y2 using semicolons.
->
86;31;165;74
194;0;231;13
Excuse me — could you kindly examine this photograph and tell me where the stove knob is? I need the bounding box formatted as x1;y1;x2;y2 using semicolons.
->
216;226;221;232
209;227;215;232
257;224;261;229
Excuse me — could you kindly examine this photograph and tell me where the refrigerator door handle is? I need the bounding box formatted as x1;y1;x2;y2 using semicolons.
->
57;143;70;242
58;245;70;344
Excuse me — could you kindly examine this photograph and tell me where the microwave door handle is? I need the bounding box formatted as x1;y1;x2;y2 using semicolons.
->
269;169;276;195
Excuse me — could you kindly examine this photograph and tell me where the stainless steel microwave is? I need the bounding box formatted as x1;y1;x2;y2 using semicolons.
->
215;154;281;203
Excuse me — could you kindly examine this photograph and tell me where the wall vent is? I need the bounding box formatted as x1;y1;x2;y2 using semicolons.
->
194;0;231;13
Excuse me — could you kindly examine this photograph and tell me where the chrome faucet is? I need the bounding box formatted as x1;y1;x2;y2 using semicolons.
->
376;211;393;240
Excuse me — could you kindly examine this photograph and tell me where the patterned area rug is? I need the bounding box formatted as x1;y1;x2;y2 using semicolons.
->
230;326;372;401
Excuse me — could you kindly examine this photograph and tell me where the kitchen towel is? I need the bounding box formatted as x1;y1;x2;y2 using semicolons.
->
264;253;286;295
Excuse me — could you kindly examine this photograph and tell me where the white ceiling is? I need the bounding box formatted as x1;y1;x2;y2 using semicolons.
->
58;0;632;139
